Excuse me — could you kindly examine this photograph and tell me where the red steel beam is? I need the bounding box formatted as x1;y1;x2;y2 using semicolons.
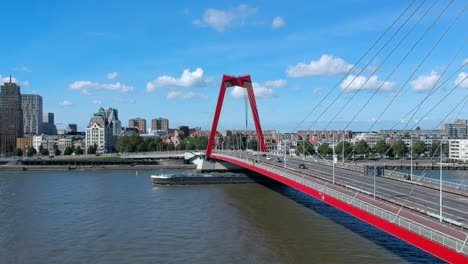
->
206;75;266;158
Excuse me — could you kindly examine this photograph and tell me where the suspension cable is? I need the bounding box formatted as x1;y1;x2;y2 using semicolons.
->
341;0;458;132
290;0;419;133
322;0;443;131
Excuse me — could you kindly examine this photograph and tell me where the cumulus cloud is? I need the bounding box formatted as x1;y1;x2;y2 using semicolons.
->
92;100;103;105
14;66;32;73
0;75;18;85
69;81;133;94
193;5;257;32
167;91;208;100
287;54;353;78
21;80;30;87
410;71;440;92
231;82;274;99
60;100;73;106
272;16;285;28
146;68;208;91
107;72;119;80
455;72;468;89
264;79;287;88
340;75;396;92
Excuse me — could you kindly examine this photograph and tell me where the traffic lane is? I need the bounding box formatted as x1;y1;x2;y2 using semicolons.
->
282;158;468;221
255;157;468;222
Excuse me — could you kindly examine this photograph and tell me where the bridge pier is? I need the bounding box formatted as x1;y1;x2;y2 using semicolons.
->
194;158;247;173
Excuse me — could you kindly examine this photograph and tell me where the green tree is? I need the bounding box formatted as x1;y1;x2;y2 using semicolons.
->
335;141;352;157
88;143;98;154
355;140;370;155
27;146;37;157
39;144;44;153
15;148;23;157
318;143;332;156
197;136;208;150
75;146;83;155
55;148;62;156
40;148;49;156
247;138;258;150
374;140;389;155
64;146;74;155
412;140;426;156
392;140;407;158
296;141;315;156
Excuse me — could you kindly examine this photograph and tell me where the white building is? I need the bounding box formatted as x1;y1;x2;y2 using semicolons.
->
449;139;468;162
85;107;120;153
353;133;383;148
33;135;43;152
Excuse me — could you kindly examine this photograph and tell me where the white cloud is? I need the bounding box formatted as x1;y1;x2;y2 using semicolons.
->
60;100;73;106
455;72;468;89
92;100;103;105
146;68;208;91
287;54;353;78
14;66;32;73
264;79;287;88
231;82;274;99
193;5;257;32
341;75;396;92
0;75;18;85
463;58;467;65
21;80;30;87
272;16;285;28
69;81;133;94
312;87;323;94
410;71;440;92
167;91;208;100
107;72;118;80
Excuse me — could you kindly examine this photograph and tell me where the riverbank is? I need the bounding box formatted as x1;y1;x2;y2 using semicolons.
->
0;164;196;171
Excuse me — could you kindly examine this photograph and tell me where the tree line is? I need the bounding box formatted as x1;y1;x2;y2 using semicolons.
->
297;139;449;159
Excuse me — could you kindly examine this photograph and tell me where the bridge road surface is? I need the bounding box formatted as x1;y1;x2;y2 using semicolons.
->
219;152;468;242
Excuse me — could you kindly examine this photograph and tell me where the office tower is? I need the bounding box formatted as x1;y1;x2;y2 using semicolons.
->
151;117;169;132
42;112;57;134
128;118;147;133
0;76;23;153
22;94;43;135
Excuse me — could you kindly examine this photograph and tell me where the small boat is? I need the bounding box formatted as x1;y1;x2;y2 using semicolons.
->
151;173;175;179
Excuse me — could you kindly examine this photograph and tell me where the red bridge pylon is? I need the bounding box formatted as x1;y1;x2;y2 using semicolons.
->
206;75;266;159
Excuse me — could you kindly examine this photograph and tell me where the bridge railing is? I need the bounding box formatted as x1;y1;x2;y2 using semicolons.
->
214;152;468;255
220;150;468;192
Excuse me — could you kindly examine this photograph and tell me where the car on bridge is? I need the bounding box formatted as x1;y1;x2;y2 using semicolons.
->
276;157;282;162
266;156;272;160
299;163;306;169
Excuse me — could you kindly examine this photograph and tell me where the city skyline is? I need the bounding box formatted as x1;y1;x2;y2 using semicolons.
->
1;1;467;132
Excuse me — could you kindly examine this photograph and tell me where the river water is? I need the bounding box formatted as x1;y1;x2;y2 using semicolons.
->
0;170;444;263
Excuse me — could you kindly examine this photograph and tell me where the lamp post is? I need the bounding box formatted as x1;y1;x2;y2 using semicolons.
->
410;135;413;182
332;134;335;184
440;143;443;222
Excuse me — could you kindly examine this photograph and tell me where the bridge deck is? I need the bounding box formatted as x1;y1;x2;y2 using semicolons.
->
212;151;468;263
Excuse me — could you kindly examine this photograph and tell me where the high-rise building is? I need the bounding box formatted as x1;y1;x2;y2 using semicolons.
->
22;94;43;135
444;119;468;138
0;77;23;154
86;107;120;153
151;117;169;132
42;112;57;135
128;118;147;133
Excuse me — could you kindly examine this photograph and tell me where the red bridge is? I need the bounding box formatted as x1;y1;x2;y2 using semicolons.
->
205;75;468;263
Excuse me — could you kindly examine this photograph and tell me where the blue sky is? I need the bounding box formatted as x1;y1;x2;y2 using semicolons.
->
1;0;467;132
